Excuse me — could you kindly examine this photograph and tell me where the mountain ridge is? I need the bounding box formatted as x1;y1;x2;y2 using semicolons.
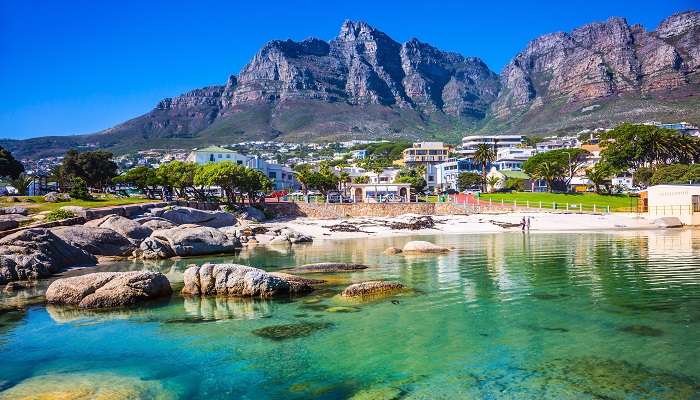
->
4;11;699;159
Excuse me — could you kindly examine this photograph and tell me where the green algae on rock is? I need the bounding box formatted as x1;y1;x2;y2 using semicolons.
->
341;281;405;298
326;306;361;313
618;324;665;337
252;322;333;340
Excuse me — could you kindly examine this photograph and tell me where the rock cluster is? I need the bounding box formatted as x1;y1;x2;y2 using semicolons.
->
182;263;314;297
150;206;236;228
0;228;96;284
46;271;172;309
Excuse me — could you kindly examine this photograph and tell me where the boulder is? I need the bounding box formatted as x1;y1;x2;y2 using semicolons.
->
289;262;368;273
0;206;28;215
46;271;172;309
0;214;32;224
341;281;404;297
238;206;266;222
0;228;96;284
269;272;326;286
141;218;177;231
402;241;450;254
182;263;313;297
653;217;683;228
51;225;135;256
43;192;70;203
0;219;19;231
137;225;240;259
85;214;152;242
384;246;402;255
269;235;292;246
160;206;236;228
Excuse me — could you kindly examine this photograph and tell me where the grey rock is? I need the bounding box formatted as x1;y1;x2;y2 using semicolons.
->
85;214;152;242
238;206;266;222
0;228;96;284
402;241;450;253
0;220;19;231
51;225;135;256
0;214;32;223
288;262;368;273
653;216;683;228
140;218;177;231
46;271;172;309
182;263;313;297
138;225;240;259
0;206;28;215
160;206;236;228
43;192;70;203
340;281;404;297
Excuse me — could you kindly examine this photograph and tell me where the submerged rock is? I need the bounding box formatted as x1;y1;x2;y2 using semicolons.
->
51;225;135;256
181;263;314;297
0;228;96;284
348;387;403;400
326;306;360;313
85;214;152;242
159;206;236;228
341;281;404;298
618;324;664;337
252;321;333;340
402;241;450;254
653;217;683;228
0;372;175;399
384;246;402;255
289;262;368;273
269;272;326;286
46;271;172;309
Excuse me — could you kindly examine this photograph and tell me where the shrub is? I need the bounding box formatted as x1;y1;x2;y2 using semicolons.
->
45;209;76;222
69;177;93;200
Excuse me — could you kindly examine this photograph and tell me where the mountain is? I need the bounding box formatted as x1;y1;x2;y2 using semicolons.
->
4;12;699;159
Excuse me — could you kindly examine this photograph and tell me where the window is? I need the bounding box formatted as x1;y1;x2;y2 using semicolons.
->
226;154;231;158
237;160;242;165
209;154;214;162
217;154;222;158
269;172;277;179
693;195;700;212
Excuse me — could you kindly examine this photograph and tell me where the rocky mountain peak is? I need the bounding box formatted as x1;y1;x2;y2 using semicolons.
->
657;10;699;38
338;20;380;41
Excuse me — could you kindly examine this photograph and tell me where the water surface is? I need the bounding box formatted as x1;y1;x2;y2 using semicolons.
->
2;230;700;399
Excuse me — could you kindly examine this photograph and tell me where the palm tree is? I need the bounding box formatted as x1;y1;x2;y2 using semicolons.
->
9;173;33;196
586;165;612;194
486;175;502;193
473;144;497;191
534;161;562;192
338;171;351;195
293;165;312;194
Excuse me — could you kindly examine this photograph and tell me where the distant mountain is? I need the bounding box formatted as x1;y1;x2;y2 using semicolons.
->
4;11;699;159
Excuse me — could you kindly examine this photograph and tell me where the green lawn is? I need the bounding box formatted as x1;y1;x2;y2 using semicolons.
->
0;195;155;214
479;192;639;212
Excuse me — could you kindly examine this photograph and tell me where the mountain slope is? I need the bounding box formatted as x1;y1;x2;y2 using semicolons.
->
3;11;699;159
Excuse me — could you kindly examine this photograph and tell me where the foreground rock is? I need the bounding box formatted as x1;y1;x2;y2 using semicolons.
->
182;263;313;297
0;206;28;215
138;217;177;231
43;191;70;202
289;262;368;273
46;271;172;309
237;205;266;222
51;225;135;256
0;219;19;231
341;281;404;297
653;217;683;228
138;225;240;259
402;241;450;254
0;228;96;284
85;214;152;241
155;206;236;228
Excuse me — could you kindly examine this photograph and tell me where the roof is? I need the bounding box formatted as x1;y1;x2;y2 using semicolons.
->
193;146;236;153
499;170;530;179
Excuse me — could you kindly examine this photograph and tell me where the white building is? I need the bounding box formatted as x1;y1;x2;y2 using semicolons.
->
459;135;525;156
536;137;578;152
186;146;249;165
493;147;537;171
643;185;700;225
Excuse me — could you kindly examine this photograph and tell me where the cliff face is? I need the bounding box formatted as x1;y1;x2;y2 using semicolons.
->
4;12;699;158
492;12;699;120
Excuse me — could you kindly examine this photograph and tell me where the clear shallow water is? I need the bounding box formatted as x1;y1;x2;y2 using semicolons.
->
2;230;700;399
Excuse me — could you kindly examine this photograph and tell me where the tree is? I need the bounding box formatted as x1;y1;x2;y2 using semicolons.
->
59;150;117;192
69;176;93;200
531;161;564;192
156;161;206;200
113;166;161;198
473;144;496;191
194;161;243;204
649;164;700;185
305;164;340;196
395;168;426;193
586;164;614;194
239;168;273;203
293;164;313;194
486;175;502;193
456;172;483;192
338;171;351;194
522;148;590;191
0;146;24;179
352;175;369;184
633;167;653;188
600;123;700;170
8;173;32;195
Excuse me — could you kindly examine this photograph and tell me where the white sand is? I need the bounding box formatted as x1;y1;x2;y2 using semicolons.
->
271;212;660;241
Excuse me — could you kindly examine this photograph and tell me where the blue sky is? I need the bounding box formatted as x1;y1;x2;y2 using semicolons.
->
1;0;695;140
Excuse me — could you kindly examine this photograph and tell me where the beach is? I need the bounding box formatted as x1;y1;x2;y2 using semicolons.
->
270;212;660;241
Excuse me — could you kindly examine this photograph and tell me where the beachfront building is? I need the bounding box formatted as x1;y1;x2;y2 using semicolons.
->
493;147;537;171
435;158;485;191
401;142;450;165
367;168;401;184
643;121;700;136
186;146;297;191
642;185;700;225
348;183;412;203
486;168;535;192
536;137;579;152
459;135;525;156
186;146;249;165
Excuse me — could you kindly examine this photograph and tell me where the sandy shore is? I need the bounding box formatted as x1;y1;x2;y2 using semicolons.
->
270;212;660;241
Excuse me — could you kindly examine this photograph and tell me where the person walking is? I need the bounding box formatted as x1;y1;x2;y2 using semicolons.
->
526;216;531;230
521;217;526;231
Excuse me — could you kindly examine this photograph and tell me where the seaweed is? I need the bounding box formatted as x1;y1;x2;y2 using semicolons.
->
252;322;334;340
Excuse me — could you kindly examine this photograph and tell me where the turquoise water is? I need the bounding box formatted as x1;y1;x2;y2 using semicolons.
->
1;231;700;399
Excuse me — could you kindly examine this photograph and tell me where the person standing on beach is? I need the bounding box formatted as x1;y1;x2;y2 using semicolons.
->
521;217;526;231
526;216;531;230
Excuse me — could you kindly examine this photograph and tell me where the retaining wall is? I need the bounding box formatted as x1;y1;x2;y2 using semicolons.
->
260;202;476;219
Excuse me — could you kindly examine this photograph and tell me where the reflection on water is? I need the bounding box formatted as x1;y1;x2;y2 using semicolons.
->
1;229;700;399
